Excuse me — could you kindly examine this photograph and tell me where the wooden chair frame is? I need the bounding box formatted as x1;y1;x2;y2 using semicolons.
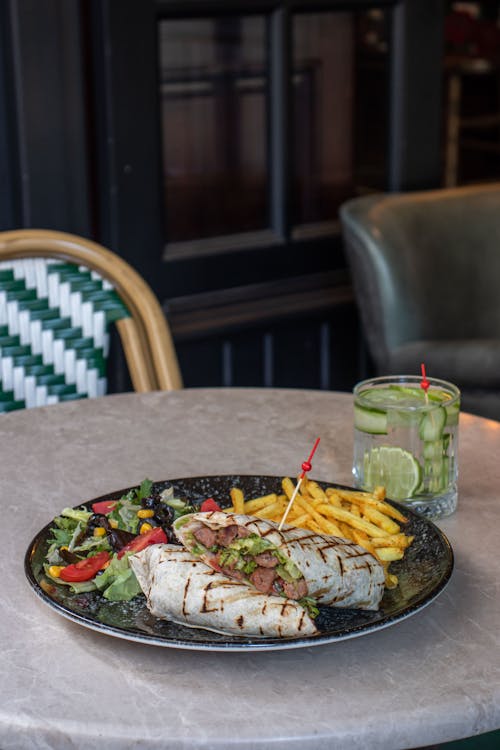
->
0;229;183;392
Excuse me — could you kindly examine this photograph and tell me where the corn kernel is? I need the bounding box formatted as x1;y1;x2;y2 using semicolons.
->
139;522;153;534
60;546;69;551
93;527;106;537
109;519;118;528
48;565;64;578
137;509;154;519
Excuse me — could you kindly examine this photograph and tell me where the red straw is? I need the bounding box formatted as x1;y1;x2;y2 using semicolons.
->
299;437;321;479
420;363;430;393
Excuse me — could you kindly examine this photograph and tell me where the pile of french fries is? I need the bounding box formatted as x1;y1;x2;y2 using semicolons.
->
225;478;414;589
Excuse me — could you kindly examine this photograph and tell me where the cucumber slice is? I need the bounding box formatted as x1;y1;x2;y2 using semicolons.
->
423;440;444;460
354;404;387;434
445;402;460;426
424;457;446;494
387;408;423;430
419;406;446;441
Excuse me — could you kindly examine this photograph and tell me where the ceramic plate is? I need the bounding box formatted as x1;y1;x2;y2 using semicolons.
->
25;475;453;652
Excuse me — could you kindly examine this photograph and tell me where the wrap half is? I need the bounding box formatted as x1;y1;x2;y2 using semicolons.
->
174;511;385;610
129;544;318;638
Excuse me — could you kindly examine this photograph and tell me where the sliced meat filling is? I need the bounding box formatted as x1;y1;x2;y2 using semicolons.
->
282;578;308;600
254;550;279;568
188;521;309;601
192;524;217;548
250;566;276;594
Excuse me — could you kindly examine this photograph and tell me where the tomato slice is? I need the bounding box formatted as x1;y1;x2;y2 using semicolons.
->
59;551;111;582
117;526;167;559
200;497;222;512
91;500;117;515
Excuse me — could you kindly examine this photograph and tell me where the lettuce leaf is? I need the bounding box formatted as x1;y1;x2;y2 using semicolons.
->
94;553;142;601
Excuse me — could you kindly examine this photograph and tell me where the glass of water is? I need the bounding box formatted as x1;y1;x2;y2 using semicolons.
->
352;375;460;519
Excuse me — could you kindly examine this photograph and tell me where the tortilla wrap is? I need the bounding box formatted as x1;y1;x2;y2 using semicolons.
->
174;511;385;610
129;544;318;638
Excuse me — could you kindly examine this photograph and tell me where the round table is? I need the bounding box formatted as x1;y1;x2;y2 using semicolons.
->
2;388;500;749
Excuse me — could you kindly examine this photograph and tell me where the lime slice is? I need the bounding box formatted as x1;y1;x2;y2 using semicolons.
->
363;446;422;500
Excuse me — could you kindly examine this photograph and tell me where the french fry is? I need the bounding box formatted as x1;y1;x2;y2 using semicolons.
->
254;499;287;519
351;528;376;557
289;512;314;527
282;477;297;501
361;505;401;535
230;487;245;515
336;489;408;523
303;480;328;503
385;574;399;589
324;488;343;506
373;546;405;561
337;521;356;541
304;517;324;534
381;563;399;589
243;493;279;513
292;494;344;537
317;503;391;538
371;534;414;549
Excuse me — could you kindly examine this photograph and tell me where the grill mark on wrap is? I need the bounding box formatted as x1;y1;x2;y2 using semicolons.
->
352;561;371;572
343;548;371;559
298;610;308;632
338;555;344;578
182;573;191;616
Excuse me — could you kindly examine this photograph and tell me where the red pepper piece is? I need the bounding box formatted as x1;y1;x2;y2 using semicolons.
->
200;498;222;512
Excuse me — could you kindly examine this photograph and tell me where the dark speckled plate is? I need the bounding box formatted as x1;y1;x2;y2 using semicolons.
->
24;476;453;652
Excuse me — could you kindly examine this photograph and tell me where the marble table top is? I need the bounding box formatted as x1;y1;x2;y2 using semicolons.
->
2;388;500;749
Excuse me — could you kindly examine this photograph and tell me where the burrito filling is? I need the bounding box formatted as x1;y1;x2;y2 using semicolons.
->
182;520;309;601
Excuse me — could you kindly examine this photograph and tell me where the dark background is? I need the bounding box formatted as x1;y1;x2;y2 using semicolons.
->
2;0;497;392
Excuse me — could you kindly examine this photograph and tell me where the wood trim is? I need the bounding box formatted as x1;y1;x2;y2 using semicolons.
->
166;271;354;339
164;229;283;262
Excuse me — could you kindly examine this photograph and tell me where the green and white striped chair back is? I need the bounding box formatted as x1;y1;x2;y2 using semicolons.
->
0;258;131;412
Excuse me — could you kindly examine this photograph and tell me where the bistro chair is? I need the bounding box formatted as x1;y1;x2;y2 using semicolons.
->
340;183;500;420
0;229;183;412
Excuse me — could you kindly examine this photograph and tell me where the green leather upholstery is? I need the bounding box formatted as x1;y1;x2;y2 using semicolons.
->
340;183;500;420
0;259;130;412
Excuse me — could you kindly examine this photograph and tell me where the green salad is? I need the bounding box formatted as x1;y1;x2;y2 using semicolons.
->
43;479;195;601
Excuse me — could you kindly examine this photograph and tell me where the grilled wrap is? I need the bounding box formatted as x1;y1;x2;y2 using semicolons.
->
129;544;318;638
174;511;385;610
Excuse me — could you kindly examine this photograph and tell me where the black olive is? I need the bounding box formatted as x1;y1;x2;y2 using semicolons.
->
153;506;174;525
59;548;82;564
141;493;161;509
87;513;112;532
108;528;136;552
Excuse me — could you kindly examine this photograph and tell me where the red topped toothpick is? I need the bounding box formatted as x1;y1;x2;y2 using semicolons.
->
278;437;320;530
420;363;430;404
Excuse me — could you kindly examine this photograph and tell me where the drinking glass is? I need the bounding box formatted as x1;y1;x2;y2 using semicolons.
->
352;375;460;519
